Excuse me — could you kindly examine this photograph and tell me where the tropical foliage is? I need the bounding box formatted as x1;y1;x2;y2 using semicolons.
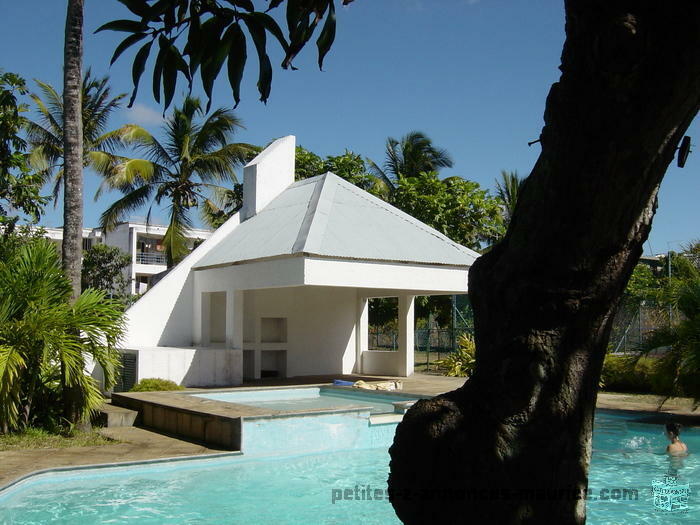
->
81;244;132;301
392;171;504;250
434;334;476;377
130;378;185;392
605;243;700;399
99;96;256;266
635;261;700;398
0;237;125;433
495;170;523;226
0;71;46;231
368;131;453;190
97;0;348;109
26;71;140;202
295;146;388;197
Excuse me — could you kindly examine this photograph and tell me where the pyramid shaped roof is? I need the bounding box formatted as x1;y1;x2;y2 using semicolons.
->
193;173;479;270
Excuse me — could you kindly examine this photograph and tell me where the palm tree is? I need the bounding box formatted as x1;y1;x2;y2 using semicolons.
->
368;131;453;190
495;170;524;225
0;238;124;433
26;70;139;202
100;96;256;267
61;0;84;301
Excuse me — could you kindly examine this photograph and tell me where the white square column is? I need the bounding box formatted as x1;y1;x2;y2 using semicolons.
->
398;295;415;377
227;290;244;385
227;289;244;349
355;296;369;374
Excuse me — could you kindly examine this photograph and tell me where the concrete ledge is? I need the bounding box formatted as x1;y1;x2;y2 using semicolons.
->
96;404;138;428
112;392;248;450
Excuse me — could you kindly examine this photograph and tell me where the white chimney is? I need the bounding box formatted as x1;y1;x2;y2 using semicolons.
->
241;135;296;221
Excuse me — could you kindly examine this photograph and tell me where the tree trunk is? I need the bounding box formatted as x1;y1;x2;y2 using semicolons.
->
389;2;700;524
62;0;84;424
62;0;84;300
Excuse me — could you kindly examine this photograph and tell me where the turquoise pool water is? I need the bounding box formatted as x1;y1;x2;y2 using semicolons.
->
193;387;419;414
0;411;697;524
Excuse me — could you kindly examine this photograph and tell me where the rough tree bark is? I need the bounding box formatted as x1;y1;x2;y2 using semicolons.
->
62;0;84;300
389;1;700;524
62;0;85;425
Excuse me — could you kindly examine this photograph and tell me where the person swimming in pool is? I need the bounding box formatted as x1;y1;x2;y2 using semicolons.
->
665;422;688;457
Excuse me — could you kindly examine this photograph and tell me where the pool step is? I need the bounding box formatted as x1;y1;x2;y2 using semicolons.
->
370;414;403;425
97;403;138;428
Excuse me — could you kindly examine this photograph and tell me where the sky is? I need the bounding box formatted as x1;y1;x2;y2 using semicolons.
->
1;0;697;255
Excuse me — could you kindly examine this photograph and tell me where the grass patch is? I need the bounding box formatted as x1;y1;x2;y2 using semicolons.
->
0;427;117;451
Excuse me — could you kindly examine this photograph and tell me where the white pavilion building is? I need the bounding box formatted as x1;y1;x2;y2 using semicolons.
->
117;136;478;387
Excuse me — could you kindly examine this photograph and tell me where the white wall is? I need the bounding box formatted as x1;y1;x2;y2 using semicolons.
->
361;351;404;376
241;135;295;221
134;347;242;387
242;286;358;377
123;213;241;348
304;257;469;293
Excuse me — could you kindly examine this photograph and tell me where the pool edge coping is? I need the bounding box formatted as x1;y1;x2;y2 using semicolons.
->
0;450;243;498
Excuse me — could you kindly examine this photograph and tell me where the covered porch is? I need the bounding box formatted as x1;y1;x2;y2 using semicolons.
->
191;255;470;382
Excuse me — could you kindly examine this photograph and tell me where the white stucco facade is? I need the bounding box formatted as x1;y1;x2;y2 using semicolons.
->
42;222;213;294
118;136;478;388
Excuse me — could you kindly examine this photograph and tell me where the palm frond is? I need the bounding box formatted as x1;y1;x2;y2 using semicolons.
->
192;107;244;153
163;201;193;266
92;124;151;152
100;184;155;231
367;158;396;192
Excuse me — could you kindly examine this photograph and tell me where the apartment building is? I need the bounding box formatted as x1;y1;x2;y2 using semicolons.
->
44;222;213;294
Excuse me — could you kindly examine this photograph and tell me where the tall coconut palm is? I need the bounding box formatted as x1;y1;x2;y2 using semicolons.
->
368;131;453;191
495;170;524;225
0;238;124;433
99;96;256;267
62;0;83;301
26;70;139;202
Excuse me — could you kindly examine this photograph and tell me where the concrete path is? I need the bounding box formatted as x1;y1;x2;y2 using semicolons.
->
0;426;224;488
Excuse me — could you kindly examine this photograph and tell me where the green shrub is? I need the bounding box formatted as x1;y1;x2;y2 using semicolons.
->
130;378;185;392
600;354;656;393
435;334;476;377
648;353;699;398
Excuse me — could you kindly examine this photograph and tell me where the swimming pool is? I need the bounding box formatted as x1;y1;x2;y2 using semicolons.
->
0;411;697;524
192;386;420;414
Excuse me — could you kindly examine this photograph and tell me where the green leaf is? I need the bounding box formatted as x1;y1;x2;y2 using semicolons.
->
116;0;151;18
267;0;285;12
95;19;148;34
316;1;336;70
128;40;154;108
284;9;316;69
286;0;302;38
185;10;201;76
191;16;226;77
163;5;176;31
200;20;231;111
224;0;255;11
226;24;247;107
152;36;168;103
243;17;272;103
110;32;148;66
162;49;178;111
244;12;289;53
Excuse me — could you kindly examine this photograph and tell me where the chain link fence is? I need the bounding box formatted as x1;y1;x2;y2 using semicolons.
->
368;294;475;372
608;296;667;354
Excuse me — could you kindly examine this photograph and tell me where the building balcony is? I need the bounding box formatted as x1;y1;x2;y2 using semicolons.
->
136;251;167;265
